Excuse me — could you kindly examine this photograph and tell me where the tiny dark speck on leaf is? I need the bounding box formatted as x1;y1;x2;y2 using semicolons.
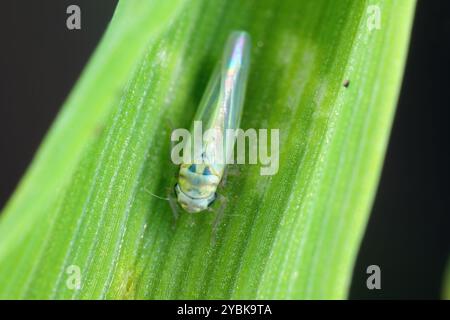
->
343;79;350;88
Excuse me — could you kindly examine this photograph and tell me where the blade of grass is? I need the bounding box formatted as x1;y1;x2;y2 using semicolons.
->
0;0;186;298
443;261;450;299
0;0;416;299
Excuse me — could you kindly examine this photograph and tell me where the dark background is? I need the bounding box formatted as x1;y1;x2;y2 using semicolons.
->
350;0;450;299
0;1;448;299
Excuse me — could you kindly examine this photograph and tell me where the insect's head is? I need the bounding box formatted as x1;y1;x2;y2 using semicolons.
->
174;183;216;213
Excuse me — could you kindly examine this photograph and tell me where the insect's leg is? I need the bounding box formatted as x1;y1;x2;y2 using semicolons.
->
220;169;229;188
226;164;241;177
227;165;241;177
168;187;181;229
209;193;228;245
220;165;240;188
143;185;180;227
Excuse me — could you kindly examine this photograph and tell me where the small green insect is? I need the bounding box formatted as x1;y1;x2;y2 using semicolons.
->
174;31;251;213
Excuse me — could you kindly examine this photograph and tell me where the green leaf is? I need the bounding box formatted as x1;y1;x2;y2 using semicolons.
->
443;261;450;300
0;0;416;299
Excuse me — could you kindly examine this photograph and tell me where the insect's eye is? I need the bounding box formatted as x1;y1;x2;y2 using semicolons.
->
188;164;197;173
203;167;212;175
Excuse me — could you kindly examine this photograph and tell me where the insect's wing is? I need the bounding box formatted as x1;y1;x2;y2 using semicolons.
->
220;31;251;133
192;31;251;164
193;62;222;128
